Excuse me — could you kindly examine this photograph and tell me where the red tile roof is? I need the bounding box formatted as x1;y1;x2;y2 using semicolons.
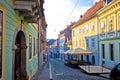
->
72;0;104;28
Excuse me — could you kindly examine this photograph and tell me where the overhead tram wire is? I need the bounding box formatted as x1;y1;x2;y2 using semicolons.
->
65;0;79;25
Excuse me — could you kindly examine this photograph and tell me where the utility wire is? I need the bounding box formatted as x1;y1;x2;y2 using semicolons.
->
65;0;79;25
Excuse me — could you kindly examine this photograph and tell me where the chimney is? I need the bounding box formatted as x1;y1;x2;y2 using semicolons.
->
105;0;113;5
80;15;83;18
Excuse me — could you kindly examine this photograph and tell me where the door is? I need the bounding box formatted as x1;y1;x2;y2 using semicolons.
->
14;31;27;80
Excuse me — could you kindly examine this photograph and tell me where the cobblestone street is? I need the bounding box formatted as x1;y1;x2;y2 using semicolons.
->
50;58;108;80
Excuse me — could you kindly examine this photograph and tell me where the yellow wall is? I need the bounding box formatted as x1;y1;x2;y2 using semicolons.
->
72;0;120;50
72;17;98;50
98;0;120;33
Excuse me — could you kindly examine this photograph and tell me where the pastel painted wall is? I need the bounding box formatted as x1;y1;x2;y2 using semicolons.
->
72;17;98;50
84;35;99;65
59;36;65;54
98;0;120;69
0;1;38;80
72;16;100;65
99;39;120;68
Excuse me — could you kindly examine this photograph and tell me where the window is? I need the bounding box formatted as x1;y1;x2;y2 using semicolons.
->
76;41;77;47
79;29;81;35
118;14;120;30
72;31;75;36
101;22;105;33
81;40;83;47
108;18;113;31
83;40;84;47
77;29;79;36
106;0;112;4
91;22;95;30
87;55;89;62
101;44;105;58
86;25;89;32
110;44;114;61
81;55;83;61
86;39;89;48
92;38;95;48
82;28;84;33
79;40;81;47
29;35;32;59
33;37;35;56
0;11;3;78
36;39;38;55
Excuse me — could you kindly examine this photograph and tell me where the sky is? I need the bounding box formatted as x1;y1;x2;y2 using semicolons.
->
44;0;99;39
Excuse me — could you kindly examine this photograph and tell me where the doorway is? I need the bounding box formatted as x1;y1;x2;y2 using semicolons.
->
92;56;95;65
14;31;27;80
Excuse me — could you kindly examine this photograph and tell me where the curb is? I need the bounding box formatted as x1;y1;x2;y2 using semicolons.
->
99;74;110;79
49;62;53;80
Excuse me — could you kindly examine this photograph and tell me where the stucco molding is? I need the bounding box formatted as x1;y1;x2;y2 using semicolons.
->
12;25;26;51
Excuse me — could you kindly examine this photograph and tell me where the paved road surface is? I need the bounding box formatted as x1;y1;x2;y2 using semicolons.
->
50;58;108;80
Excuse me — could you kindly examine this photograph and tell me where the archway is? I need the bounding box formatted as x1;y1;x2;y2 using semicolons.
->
14;31;27;80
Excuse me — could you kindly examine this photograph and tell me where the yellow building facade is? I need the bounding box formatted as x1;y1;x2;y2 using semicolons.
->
72;17;98;50
72;0;104;50
72;0;120;67
72;0;104;65
98;0;120;68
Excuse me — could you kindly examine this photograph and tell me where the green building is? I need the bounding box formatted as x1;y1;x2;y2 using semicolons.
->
0;0;45;80
98;0;120;69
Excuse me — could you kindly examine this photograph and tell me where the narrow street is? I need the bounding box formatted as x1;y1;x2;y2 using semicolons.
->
50;58;108;80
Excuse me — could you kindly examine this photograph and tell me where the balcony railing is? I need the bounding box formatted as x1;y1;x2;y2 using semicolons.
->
117;30;120;38
99;33;106;40
107;31;115;39
99;30;120;40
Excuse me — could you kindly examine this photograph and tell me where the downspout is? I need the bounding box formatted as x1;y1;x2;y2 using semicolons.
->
38;19;40;70
97;15;100;65
38;18;42;70
97;14;103;66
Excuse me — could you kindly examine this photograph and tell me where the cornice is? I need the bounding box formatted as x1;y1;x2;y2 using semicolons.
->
98;0;120;16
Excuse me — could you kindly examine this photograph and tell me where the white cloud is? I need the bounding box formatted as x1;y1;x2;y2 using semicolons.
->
44;0;94;39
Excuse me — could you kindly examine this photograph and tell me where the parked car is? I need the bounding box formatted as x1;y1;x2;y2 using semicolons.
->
110;63;120;80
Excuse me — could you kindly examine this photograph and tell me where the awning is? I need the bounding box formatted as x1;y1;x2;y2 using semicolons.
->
70;48;92;55
64;49;72;54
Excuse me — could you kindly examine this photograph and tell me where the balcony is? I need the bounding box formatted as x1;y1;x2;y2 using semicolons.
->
117;30;120;38
14;0;41;23
107;31;115;39
99;33;106;40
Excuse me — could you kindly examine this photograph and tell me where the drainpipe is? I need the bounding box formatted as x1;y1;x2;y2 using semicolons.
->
97;15;100;66
38;19;41;70
38;19;40;70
